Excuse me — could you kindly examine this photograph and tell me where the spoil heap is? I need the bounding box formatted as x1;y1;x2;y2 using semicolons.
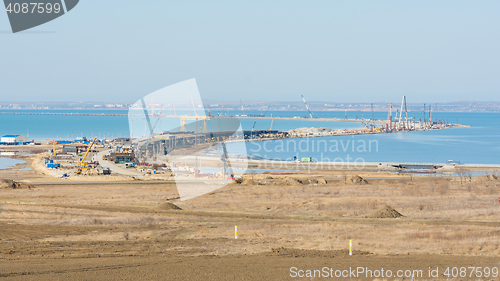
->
0;179;33;189
369;205;403;218
351;175;368;185
158;202;182;210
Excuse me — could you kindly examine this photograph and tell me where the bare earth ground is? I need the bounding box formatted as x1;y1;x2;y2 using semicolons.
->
0;165;499;280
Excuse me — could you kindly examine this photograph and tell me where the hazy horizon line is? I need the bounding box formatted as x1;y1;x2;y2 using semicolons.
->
1;99;499;104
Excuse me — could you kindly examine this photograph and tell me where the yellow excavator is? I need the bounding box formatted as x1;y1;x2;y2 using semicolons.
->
75;137;98;175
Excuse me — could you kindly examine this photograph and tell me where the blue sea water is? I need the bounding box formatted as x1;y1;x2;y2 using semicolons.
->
0;109;361;140
0;109;498;164
0;157;24;169
232;111;500;165
0;109;130;141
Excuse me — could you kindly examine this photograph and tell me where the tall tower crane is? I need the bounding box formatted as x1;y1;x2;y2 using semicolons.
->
301;95;314;118
386;103;393;128
239;99;246;115
370;103;375;132
398;96;408;129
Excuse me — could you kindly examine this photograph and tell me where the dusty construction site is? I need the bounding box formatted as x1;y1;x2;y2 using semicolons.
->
0;148;499;280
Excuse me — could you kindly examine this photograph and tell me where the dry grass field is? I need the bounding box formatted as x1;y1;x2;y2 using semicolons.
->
0;165;499;280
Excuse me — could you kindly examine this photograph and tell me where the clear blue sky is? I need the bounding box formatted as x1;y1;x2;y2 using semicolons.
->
1;0;499;103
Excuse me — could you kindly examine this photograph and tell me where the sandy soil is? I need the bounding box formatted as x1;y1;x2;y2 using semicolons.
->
0;166;499;280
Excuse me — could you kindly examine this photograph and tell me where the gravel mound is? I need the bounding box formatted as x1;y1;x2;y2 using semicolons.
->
280;177;302;185
351;175;368;185
317;178;327;184
0;179;33;189
483;174;499;181
158;202;182;210
369;205;403;218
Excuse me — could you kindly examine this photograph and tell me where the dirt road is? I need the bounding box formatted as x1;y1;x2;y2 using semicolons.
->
0;249;498;280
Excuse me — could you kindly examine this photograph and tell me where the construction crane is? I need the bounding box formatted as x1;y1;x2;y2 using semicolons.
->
370;103;375;131
398;96;408;129
423;103;426;126
240;99;246;115
46;139;58;157
429;103;437;125
76;137;98;166
190;95;198;116
251;120;257;139
404;97;409;129
262;106;270;117
398;96;404;128
386;103;393;129
301;95;314;118
151;96;155;116
217;117;233;179
269;117;274;130
74;137;98;175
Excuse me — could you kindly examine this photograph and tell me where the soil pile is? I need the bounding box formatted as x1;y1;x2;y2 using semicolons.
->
237;176;327;186
317;178;327;185
0;179;33;189
280;177;302;185
235;176;268;185
298;179;313;185
240;178;256;185
351;175;368;185
234;177;253;185
369;205;403;218
297;178;326;185
157;202;182;210
483;174;499;181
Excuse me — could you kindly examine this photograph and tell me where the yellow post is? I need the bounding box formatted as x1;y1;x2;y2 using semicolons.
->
349;240;353;255
235;226;238;239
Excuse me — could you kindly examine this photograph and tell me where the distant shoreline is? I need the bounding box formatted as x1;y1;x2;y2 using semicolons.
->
1;101;500;113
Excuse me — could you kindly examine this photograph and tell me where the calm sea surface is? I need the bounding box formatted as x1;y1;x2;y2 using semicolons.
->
0;109;498;164
0;157;24;169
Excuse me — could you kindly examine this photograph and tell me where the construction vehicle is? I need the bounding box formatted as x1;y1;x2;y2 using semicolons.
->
76;167;100;176
75;167;90;175
76;137;98;166
74;137;98;174
124;160;137;168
